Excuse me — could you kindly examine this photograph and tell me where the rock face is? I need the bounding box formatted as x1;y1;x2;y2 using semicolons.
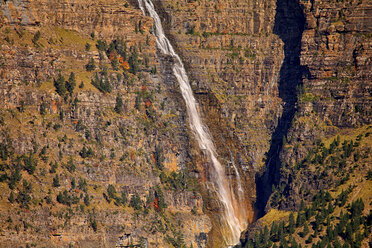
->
153;0;285;172
0;0;211;247
150;0;287;244
273;0;372;211
0;0;371;247
299;0;371;127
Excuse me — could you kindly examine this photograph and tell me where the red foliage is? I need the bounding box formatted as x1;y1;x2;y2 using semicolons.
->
109;51;116;61
154;197;160;211
118;56;130;70
145;99;151;108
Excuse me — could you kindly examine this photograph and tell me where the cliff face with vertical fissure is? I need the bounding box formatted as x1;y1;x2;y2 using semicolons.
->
274;0;372;211
0;0;371;247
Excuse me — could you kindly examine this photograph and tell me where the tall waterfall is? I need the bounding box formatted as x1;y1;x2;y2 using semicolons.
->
137;0;247;245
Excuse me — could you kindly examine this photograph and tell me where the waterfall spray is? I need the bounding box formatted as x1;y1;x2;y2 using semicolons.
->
137;0;248;245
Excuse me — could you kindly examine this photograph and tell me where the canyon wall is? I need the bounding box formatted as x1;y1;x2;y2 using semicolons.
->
0;0;212;247
273;0;372;210
0;0;371;247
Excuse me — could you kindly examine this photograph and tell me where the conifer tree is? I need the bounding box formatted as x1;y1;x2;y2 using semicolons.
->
66;72;76;94
54;72;66;95
114;94;123;114
289;213;295;234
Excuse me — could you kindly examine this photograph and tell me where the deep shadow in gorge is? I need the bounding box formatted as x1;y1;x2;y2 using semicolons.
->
255;0;305;218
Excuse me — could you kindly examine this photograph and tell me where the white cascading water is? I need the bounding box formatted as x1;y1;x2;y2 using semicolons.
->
230;151;244;198
138;0;247;245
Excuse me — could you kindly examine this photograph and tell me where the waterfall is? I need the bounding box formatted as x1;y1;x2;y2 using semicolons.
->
137;0;247;245
230;151;244;198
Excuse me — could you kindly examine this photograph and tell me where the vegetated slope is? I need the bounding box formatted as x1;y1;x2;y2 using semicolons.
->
0;0;371;247
239;127;371;247
0;1;211;247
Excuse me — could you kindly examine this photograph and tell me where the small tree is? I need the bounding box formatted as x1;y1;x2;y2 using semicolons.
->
117;191;127;206
289;212;295;234
16;180;32;209
66;72;76;94
8;191;15;203
128;48;139;74
114;94;123;114
84;194;90;206
54;72;66;95
85;58;96;71
23;154;36;175
107;184;117;199
91;219;97;232
71;178;76;189
40;101;47;115
155;186;167;211
53;174;60;187
301;222;309;238
85;43;91;51
129;192;142;211
32;31;41;44
50;161;58;173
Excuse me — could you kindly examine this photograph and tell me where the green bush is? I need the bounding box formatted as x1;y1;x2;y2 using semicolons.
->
85;43;91;51
85;58;96;71
129;192;142;211
54;73;66;95
53;175;60;187
66;72;76;94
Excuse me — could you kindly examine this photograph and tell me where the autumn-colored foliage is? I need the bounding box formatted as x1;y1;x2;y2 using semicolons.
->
145;99;151;108
154;197;160;211
119;56;130;70
109;52;129;70
109;51;116;61
151;153;156;164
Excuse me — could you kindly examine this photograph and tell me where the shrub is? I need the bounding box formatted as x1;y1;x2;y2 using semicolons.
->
32;31;41;44
91;72;112;93
107;184;117;199
23;154;36;175
54;72;66;95
91;219;97;232
79;146;94;158
49;161;58;173
78;178;88;192
53;175;60;187
96;40;107;51
114;94;123;114
16;180;32;209
129;192;142;211
85;58;96;71
57;190;79;206
40;101;47;115
85;43;91;51
84;194;90;206
66;72;76;94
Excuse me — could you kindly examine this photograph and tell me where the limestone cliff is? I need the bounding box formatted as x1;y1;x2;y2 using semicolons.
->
0;0;371;247
0;0;211;247
273;0;372;210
